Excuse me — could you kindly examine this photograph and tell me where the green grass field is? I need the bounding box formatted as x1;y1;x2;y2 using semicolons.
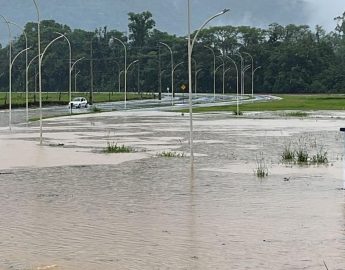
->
0;91;154;109
183;94;345;113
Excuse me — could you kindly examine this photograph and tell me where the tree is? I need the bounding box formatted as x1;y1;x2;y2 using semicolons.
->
335;12;345;36
128;11;155;48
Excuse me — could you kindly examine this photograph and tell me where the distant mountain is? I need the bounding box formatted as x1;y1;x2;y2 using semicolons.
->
0;0;336;43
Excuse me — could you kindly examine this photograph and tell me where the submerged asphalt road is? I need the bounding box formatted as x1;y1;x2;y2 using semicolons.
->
0;93;275;128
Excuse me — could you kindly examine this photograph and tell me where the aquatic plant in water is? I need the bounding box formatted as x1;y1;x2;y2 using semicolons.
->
282;143;295;161
311;146;328;164
255;152;268;178
158;151;185;158
282;138;328;165
105;142;132;153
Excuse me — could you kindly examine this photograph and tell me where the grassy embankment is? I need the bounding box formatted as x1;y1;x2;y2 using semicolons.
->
0;92;154;109
181;94;345;113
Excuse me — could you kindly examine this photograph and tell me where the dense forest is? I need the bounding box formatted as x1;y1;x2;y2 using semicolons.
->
0;10;345;95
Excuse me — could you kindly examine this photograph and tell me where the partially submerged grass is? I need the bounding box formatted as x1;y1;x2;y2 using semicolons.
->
282;144;295;161
233;110;243;116
282;138;328;165
104;142;133;153
281;111;308;117
158;151;185;158
254;152;268;178
311;147;328;164
296;148;309;163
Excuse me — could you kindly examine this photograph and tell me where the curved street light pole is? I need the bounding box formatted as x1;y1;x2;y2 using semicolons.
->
111;37;127;108
11;48;31;74
27;54;41;114
118;70;124;93
74;70;80;92
111;60;120;94
253;66;262;96
159;42;174;104
37;35;65;142
217;56;225;98
243;64;251;94
234;52;244;95
27;54;41;70
226;56;239;115
195;68;203;95
71;57;85;71
172;61;184;104
204;45;216;100
125;59;139;108
243;52;254;97
187;4;230;163
173;61;184;72
0;15;12;130
32;0;43;144
160;69;166;96
215;64;224;73
215;63;223;100
41;35;65;67
191;58;197;78
223;67;231;98
10;47;31;126
222;65;227;98
8;21;29;124
71;57;85;94
55;32;72;108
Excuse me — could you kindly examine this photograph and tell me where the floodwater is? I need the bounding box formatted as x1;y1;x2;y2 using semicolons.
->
1;110;345;269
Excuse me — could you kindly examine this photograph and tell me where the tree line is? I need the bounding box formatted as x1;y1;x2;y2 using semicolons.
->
0;10;345;95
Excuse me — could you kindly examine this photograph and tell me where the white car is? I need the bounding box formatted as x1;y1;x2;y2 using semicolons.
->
69;97;88;108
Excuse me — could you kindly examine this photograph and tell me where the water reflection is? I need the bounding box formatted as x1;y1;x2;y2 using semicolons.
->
188;166;199;269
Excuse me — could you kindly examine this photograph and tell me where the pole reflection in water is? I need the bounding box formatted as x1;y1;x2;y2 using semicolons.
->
340;128;345;189
188;165;199;268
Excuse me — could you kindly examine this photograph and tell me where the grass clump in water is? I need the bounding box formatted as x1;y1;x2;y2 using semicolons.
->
233;110;243;116
158;151;185;158
254;152;268;178
311;147;328;164
105;142;132;153
282;144;295;161
296;148;309;163
282;111;308;117
282;138;328;165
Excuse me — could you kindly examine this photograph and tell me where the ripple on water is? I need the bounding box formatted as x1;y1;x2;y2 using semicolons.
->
1;113;345;269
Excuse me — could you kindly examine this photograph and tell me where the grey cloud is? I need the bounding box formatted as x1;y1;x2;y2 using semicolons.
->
0;0;343;43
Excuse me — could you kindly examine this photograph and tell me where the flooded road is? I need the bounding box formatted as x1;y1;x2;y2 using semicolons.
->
1;110;345;269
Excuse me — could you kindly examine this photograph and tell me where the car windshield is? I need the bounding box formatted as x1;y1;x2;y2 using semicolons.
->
73;98;82;101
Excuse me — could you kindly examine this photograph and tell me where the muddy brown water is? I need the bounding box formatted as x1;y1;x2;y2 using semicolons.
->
1;110;345;269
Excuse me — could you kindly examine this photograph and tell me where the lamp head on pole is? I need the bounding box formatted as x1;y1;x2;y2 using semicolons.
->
222;8;230;14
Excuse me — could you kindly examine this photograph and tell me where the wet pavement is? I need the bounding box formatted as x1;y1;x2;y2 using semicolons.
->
1;109;345;270
0;93;260;128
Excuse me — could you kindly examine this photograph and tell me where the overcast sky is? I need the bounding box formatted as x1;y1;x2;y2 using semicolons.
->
0;0;344;43
305;0;344;31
